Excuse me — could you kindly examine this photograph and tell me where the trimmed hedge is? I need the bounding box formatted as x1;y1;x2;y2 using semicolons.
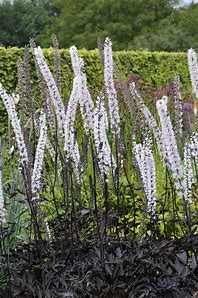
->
0;47;191;93
0;47;193;135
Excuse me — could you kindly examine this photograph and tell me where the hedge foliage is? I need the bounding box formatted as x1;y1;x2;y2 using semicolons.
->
0;47;193;135
0;47;191;92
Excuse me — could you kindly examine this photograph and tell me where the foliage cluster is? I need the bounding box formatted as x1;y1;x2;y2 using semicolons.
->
1;235;198;297
0;0;54;47
0;47;192;91
2;0;198;52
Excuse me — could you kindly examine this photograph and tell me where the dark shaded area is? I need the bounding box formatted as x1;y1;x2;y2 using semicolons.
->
1;221;198;298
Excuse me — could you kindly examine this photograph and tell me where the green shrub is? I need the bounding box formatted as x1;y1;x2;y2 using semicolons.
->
0;47;191;92
0;47;193;137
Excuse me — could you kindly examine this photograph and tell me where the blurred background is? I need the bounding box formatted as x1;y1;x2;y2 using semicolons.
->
0;0;198;51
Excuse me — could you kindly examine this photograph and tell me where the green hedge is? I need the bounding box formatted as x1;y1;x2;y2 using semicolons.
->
0;47;192;135
0;47;191;93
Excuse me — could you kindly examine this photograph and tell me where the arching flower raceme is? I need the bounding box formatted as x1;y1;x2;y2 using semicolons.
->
30;111;52;240
104;37;120;135
31;111;47;201
183;143;193;204
131;84;185;194
156;96;183;192
0;85;50;238
133;138;156;216
190;132;198;164
0;84;28;165
94;93;116;175
64;76;80;159
45;139;56;163
188;48;198;98
64;76;82;179
35;111;56;164
130;83;168;166
64;45;96;179
33;47;66;136
69;46;94;132
45;95;56;138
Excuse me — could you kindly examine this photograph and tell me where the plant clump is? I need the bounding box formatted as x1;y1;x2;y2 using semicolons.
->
0;37;197;297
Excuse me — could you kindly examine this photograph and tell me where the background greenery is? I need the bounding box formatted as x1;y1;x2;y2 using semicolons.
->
1;0;198;52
